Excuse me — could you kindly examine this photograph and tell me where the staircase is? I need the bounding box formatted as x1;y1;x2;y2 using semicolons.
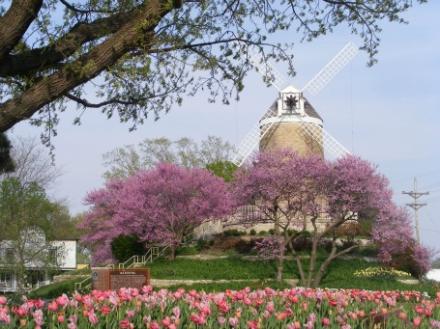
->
74;245;170;291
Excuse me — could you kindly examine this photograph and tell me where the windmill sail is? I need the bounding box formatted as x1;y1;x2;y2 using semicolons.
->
299;122;350;160
302;42;358;96
232;107;283;166
234;42;358;166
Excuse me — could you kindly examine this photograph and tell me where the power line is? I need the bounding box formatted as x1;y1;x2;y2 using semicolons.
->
402;177;429;243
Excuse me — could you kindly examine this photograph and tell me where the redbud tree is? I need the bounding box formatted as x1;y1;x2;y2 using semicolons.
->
80;163;233;264
232;150;403;287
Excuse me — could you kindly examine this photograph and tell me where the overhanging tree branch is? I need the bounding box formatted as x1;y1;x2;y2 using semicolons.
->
0;0;174;132
0;0;43;61
0;9;136;77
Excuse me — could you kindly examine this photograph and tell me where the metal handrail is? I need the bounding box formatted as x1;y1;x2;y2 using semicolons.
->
74;276;92;291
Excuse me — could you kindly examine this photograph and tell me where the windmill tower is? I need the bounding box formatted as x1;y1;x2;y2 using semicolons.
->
259;86;324;157
232;43;358;166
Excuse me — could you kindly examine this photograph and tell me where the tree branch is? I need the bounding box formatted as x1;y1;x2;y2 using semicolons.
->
0;9;135;77
0;0;43;61
0;0;174;132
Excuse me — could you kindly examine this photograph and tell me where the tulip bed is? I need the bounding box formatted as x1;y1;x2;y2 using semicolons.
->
1;287;440;328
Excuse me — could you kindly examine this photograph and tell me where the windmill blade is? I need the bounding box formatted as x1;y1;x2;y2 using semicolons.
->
232;107;282;166
299;122;351;160
301;42;358;96
249;49;288;91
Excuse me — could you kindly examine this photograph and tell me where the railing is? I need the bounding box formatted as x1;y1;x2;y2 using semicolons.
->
74;276;92;291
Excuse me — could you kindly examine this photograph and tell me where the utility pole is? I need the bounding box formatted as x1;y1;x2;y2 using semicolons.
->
402;177;429;243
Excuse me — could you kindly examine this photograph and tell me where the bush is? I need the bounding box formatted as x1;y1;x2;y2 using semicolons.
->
223;229;244;237
353;267;411;280
211;236;242;251
289;236;312;252
390;245;431;278
29;278;82;299
234;239;259;254
249;229;257;236
176;245;199;255
258;230;268;236
196;238;212;251
111;234;146;263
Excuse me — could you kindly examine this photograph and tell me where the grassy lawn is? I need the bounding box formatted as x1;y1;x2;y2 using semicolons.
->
29;278;83;299
27;255;438;299
150;256;291;280
151;256;438;296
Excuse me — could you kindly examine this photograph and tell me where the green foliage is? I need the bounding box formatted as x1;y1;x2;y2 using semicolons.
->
0;133;14;173
149;255;437;296
28;278;82;299
176;245;199;256
196;239;213;251
103;136;235;179
111;234;146;263
249;229;256;236
206;160;238;182
353;267;411;280
223;229;245;237
0;178;55;239
165;280;292;292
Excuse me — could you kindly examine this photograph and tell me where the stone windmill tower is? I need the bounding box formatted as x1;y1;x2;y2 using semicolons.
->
232;43;358;167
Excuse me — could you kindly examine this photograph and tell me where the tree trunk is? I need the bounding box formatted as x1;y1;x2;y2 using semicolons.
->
306;238;319;287
169;245;176;260
276;240;285;281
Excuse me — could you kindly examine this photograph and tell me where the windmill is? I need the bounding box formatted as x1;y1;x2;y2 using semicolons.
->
232;42;358;167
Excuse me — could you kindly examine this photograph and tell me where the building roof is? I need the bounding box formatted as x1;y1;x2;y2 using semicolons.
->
265;98;323;122
304;99;323;122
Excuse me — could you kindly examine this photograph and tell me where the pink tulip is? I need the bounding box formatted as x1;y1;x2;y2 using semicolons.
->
217;316;226;325
120;319;134;329
413;317;422;327
229;316;239;327
149;321;160;329
0;297;7;305
47;301;58;312
322;317;331;326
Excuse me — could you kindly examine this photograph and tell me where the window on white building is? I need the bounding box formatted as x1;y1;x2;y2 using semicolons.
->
0;272;12;288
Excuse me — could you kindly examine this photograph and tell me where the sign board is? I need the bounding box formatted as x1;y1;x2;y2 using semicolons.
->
91;267;150;291
109;269;150;290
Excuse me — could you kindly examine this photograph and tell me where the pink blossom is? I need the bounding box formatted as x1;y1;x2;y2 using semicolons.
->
229;316;239;327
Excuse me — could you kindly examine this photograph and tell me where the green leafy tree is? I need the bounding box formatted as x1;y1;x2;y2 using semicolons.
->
0;133;14;173
103;136;235;178
111;235;146;263
206;160;237;182
0;178;62;292
0;0;425;138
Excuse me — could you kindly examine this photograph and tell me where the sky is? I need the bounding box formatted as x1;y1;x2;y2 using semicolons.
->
9;2;440;250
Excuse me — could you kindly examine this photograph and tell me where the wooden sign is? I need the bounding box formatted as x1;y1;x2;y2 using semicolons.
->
91;267;150;291
109;269;150;290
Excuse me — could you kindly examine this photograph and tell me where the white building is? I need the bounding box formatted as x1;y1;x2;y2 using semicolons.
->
0;228;77;293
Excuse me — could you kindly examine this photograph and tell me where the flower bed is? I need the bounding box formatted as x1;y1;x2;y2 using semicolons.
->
353;267;412;280
1;286;439;328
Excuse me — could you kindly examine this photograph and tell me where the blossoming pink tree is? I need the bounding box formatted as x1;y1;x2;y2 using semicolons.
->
232;150;398;286
81;163;233;263
372;205;432;277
